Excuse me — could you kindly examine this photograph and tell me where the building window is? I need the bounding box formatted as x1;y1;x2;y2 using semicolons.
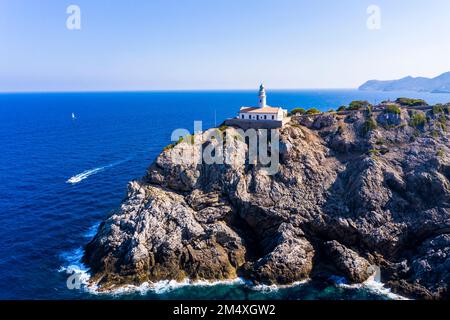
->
241;114;244;119
264;115;267;120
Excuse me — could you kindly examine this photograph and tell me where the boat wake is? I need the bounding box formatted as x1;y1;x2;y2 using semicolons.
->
66;158;131;184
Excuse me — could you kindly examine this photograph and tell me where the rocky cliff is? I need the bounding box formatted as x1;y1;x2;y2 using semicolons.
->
84;105;450;299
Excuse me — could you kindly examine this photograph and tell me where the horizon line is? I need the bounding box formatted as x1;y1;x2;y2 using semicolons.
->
0;87;358;94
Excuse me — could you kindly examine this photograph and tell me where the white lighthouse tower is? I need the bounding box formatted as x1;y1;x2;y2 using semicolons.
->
258;84;267;108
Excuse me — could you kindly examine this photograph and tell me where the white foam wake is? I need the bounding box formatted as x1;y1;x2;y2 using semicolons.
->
66;158;130;184
67;167;105;184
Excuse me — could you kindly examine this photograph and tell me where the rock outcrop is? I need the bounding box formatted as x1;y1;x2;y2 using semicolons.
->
84;106;450;299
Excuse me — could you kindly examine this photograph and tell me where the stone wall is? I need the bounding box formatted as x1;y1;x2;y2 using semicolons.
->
224;117;290;130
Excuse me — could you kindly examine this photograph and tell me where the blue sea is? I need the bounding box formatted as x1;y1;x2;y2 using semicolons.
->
1;89;449;300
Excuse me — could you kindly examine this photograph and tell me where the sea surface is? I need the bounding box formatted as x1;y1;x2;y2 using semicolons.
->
1;89;449;300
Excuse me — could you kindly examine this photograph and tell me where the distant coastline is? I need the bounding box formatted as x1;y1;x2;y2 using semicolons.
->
359;72;450;94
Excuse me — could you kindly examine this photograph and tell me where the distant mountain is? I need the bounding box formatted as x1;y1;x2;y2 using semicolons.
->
359;72;450;93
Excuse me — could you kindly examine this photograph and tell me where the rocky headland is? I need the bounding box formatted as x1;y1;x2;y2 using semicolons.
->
83;101;450;299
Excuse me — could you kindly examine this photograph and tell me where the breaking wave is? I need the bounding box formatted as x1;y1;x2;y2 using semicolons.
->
337;267;409;300
101;278;248;296
251;280;310;293
58;228;407;299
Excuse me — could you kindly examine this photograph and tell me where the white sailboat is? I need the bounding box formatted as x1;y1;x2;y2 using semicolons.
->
72;112;76;120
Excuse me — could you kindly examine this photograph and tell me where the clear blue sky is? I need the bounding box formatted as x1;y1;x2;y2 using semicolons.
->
1;0;450;92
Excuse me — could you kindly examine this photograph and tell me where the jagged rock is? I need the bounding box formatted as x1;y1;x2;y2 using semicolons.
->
84;111;450;299
313;114;336;130
376;111;402;127
323;240;373;283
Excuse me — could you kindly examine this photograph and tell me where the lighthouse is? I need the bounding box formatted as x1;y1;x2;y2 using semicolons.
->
237;84;287;122
258;84;267;108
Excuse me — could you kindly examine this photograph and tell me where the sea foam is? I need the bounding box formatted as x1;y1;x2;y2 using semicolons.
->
337;267;409;300
58;247;408;300
59;225;407;299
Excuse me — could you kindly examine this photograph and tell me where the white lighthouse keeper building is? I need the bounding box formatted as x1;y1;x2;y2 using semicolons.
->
238;84;287;121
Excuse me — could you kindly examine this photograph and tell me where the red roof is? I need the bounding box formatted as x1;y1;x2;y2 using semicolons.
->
240;106;281;114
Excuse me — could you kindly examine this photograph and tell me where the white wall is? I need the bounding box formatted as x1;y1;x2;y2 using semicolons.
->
238;113;281;120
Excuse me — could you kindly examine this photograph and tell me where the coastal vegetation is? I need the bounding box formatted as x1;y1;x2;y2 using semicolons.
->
163;134;195;151
396;97;427;107
290;107;321;115
289;108;306;115
409;112;427;128
432;104;445;115
362;117;377;134
385;104;401;115
305;108;321;115
348;100;372;111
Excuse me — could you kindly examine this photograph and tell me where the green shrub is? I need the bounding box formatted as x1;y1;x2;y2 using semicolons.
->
385;104;401;115
328;108;335;113
175;136;184;144
444;103;450;114
305;108;321;115
163;134;193;151
409;112;426;128
432;104;444;115
437;149;445;157
396;98;427;107
362;118;377;134
431;130;440;138
218;125;228;132
337;106;347;112
437;115;447;132
184;134;195;145
163;143;175;151
290;108;307;115
348;100;372;111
